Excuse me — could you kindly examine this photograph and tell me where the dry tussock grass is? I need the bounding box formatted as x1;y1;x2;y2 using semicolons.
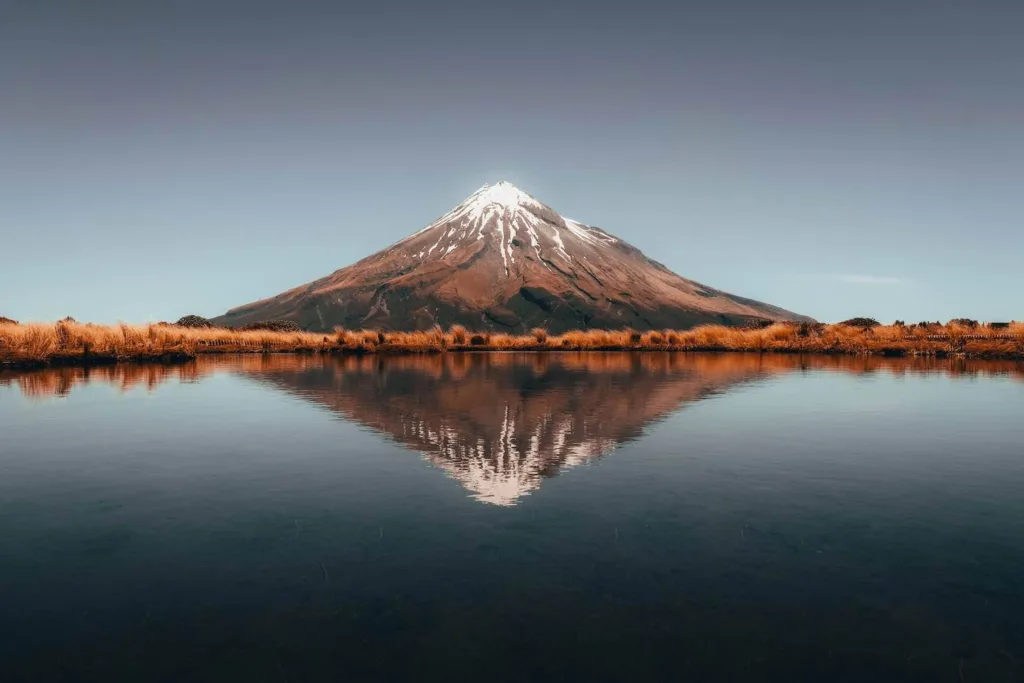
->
2;320;1023;366
1;320;332;362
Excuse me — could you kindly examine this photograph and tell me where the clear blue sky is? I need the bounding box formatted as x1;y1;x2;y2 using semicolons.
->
2;0;1022;324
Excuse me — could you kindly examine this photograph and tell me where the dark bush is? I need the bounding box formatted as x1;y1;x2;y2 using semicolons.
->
627;329;642;344
989;322;1011;330
470;333;490;346
176;315;213;328
797;322;825;337
948;318;978;328
892;320;905;327
839;317;881;328
239;319;302;332
742;319;775;330
0;316;17;325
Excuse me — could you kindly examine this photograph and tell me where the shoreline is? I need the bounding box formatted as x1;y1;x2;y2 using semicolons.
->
3;320;1022;370
4;345;1024;372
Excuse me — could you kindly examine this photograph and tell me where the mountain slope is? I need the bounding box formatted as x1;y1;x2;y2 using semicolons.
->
213;181;811;332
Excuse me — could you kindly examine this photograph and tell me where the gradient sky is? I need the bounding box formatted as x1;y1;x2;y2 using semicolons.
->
2;0;1022;324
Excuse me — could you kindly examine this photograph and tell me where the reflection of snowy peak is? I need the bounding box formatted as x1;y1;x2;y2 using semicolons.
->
246;353;781;506
398;404;618;506
215;181;811;333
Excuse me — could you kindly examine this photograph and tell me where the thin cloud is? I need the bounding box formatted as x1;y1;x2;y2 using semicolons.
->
833;274;907;285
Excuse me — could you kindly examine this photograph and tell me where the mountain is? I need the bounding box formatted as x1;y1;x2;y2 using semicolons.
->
213;181;811;333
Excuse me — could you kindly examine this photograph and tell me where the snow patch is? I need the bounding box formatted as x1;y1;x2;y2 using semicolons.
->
549;225;572;262
427;230;446;256
565;218;617;246
497;220;509;274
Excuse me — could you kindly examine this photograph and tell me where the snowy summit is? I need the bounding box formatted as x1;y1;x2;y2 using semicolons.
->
409;180;617;274
469;181;534;208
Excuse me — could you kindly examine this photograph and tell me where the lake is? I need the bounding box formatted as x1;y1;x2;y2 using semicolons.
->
2;353;1023;682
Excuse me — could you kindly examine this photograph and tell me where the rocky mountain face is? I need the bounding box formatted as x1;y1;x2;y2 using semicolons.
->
213;181;810;333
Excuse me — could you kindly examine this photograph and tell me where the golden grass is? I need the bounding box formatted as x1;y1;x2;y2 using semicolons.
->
0;320;334;363
2;320;1023;367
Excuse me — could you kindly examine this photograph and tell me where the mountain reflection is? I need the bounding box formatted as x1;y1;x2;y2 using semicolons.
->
5;353;1024;505
243;353;785;505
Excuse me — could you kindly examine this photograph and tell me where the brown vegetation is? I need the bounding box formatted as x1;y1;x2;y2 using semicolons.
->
2;319;1023;368
175;314;212;328
839;317;881;328
0;320;332;367
238;319;303;332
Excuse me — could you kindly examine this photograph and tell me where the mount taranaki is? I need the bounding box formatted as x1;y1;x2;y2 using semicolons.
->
213;182;810;333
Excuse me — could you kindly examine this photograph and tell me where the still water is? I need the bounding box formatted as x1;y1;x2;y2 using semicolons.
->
2;353;1023;682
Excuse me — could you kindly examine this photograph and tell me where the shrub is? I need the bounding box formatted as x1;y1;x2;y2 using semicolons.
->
767;324;797;341
742;319;775;330
470;333;490;346
55;320;72;349
449;324;468;345
797;322;825;337
490;333;517;349
176;315;212;328
626;329;642;345
240;319;302;332
839;317;880;328
357;329;379;346
949;318;978;328
0;316;17;325
428;325;446;348
531;327;549;344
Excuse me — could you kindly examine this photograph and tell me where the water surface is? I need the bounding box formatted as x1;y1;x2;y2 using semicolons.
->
2;353;1023;682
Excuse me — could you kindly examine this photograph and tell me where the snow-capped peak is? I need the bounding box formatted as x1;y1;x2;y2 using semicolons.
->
406;180;618;277
468;181;533;209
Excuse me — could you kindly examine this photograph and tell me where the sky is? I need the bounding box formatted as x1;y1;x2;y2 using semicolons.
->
1;0;1022;325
